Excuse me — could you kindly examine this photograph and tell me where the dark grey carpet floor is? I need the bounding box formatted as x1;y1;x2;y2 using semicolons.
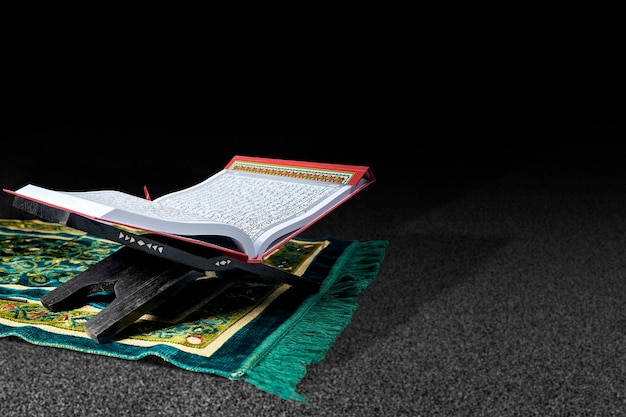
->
1;119;625;416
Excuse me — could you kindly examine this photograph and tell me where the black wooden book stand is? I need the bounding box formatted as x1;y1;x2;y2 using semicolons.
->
13;197;320;343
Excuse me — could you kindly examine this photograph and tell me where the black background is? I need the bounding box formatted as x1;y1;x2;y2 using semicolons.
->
1;116;625;221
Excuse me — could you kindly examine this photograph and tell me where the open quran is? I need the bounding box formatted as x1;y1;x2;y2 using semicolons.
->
5;155;375;262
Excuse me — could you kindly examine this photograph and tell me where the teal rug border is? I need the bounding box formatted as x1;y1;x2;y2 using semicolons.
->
242;239;389;401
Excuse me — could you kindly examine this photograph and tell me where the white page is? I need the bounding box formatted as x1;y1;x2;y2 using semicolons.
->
14;185;116;218
156;169;350;242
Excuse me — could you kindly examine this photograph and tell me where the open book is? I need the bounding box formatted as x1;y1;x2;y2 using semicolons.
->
5;155;375;262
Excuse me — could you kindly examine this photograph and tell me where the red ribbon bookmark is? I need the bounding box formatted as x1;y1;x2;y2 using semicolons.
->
143;185;151;201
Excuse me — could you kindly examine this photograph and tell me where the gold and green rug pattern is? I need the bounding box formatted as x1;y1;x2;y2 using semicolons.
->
0;219;388;402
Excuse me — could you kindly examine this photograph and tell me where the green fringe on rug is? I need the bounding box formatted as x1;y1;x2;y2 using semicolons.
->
242;240;389;402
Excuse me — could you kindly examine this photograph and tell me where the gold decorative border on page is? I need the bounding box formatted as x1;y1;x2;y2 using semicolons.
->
229;161;354;184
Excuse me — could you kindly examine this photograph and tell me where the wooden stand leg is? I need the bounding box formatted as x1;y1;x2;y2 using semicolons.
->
41;247;204;343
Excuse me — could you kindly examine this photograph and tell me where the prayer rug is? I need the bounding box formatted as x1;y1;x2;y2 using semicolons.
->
0;219;388;402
